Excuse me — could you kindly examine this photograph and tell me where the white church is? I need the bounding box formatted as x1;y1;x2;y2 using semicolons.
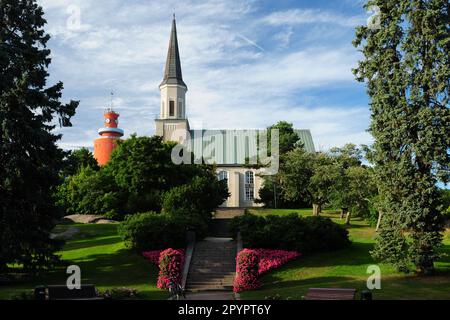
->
155;17;315;208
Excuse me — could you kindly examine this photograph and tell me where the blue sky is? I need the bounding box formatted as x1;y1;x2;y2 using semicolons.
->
39;0;373;151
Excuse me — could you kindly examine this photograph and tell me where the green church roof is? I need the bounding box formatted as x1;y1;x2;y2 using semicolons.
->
187;129;315;166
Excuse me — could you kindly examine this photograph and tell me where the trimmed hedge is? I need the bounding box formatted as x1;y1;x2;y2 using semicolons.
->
230;213;350;254
118;212;186;251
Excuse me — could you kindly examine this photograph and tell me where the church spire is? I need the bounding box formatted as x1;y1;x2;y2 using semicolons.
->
160;15;187;88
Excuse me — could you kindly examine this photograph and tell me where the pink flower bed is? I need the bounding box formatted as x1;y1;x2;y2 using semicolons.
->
254;249;301;275
233;248;301;293
142;250;163;265
233;249;261;293
142;248;185;290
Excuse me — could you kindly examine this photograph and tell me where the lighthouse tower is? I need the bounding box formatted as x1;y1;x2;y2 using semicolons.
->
94;108;124;166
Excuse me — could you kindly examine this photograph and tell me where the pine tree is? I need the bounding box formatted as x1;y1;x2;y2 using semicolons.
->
0;0;78;271
353;0;449;273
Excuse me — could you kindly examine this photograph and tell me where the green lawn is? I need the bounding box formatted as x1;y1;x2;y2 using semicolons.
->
241;208;450;300
2;210;448;300
0;223;166;300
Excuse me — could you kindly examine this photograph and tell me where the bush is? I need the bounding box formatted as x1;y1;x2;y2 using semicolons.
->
231;213;350;254
118;212;186;251
157;248;185;290
233;249;261;293
162;174;229;224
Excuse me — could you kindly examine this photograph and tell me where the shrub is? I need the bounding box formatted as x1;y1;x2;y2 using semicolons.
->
231;213;350;254
118;212;186;252
162;174;229;224
157;248;185;290
233;249;260;293
303;216;351;252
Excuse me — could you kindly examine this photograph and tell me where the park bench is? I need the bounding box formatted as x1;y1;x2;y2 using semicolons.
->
35;284;103;300
305;288;357;300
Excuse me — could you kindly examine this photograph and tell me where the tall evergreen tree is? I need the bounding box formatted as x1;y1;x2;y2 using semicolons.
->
353;0;449;273
0;1;78;271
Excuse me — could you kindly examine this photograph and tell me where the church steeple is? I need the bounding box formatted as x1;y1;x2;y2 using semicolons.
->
157;15;188;123
160;15;187;88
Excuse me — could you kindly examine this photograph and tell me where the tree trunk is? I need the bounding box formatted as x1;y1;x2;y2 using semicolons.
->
312;203;320;216
318;203;322;215
375;211;383;232
345;211;351;225
340;208;348;219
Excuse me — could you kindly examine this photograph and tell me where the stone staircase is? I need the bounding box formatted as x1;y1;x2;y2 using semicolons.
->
185;237;236;292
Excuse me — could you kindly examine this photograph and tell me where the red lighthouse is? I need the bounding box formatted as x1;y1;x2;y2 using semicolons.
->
94;108;124;166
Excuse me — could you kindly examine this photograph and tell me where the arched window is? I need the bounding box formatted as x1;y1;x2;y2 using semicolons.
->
218;170;228;182
244;171;254;201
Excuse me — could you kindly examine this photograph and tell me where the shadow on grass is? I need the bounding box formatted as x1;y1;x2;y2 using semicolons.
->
63;237;123;251
48;248;157;287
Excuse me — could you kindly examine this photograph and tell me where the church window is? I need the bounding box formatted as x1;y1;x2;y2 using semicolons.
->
178;100;183;117
218;171;228;183
244;171;254;201
169;100;175;117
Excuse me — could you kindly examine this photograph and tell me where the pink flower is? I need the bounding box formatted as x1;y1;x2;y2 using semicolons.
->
156;248;185;290
142;248;185;290
233;248;301;293
142;250;163;265
233;249;261;293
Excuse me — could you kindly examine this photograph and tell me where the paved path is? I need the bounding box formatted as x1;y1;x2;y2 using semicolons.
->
184;291;235;300
184;209;244;297
186;237;236;291
214;208;245;219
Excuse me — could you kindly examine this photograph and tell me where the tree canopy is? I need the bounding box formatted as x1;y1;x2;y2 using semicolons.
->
56;135;229;221
0;0;78;271
353;0;449;273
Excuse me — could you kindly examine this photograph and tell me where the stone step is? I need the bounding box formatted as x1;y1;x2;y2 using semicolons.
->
187;281;234;287
190;260;235;265
187;273;235;279
188;277;234;282
188;269;236;274
186;238;237;292
186;286;233;292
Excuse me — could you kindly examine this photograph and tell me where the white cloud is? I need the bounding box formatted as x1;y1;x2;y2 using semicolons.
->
261;8;365;28
39;1;371;151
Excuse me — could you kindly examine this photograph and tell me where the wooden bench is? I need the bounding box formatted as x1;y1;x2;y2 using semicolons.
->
305;288;356;300
35;284;103;300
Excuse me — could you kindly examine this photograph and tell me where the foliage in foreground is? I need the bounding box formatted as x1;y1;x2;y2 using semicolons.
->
0;0;79;272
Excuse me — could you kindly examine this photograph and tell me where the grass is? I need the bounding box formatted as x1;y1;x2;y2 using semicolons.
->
0;223;166;300
240;208;450;300
2;209;448;300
